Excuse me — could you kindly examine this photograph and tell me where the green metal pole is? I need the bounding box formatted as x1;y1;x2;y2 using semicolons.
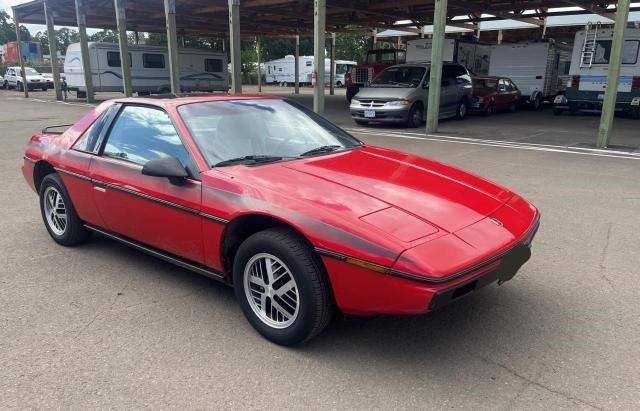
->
330;32;335;95
228;0;242;93
75;0;94;103
426;0;448;133
114;0;132;96
11;8;28;98
313;0;326;114
294;34;300;94
164;0;180;94
596;0;631;148
44;0;62;101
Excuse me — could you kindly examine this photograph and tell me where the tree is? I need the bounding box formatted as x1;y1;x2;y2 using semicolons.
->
89;30;119;43
0;10;31;44
334;32;370;63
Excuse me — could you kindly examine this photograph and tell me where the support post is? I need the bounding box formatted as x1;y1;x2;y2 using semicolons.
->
396;36;402;49
134;31;139;44
114;0;132;96
164;0;180;94
75;0;94;102
426;0;448;133
371;28;377;49
228;0;242;93
497;29;503;44
596;0;631;148
11;8;28;98
294;34;300;94
313;0;326;114
256;36;262;92
329;32;335;95
44;1;62;100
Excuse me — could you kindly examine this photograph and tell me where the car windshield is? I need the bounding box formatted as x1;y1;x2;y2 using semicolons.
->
370;66;426;88
473;78;498;90
23;68;40;75
178;99;362;167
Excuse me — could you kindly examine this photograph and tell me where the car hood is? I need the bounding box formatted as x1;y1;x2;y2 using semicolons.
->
215;146;513;235
355;86;417;100
26;75;45;81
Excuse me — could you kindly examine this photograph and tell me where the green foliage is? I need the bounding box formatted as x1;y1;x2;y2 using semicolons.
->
88;30;120;44
334;33;370;63
0;10;31;44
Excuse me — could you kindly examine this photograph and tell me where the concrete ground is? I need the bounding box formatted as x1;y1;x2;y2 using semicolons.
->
1;88;639;409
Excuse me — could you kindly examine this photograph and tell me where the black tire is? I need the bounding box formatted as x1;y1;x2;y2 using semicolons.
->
2;80;7;89
455;99;468;120
484;102;495;116
632;106;640;120
532;95;542;110
553;108;564;116
354;119;368;126
336;81;343;88
77;90;87;99
406;103;424;128
509;101;518;113
42;86;48;92
233;227;334;345
39;174;90;246
17;82;24;92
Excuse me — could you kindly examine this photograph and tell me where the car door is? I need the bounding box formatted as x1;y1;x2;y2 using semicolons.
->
89;104;205;264
497;79;510;109
7;69;16;86
439;65;457;117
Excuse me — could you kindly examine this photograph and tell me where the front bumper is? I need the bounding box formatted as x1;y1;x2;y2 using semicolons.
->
350;106;410;124
554;95;640;114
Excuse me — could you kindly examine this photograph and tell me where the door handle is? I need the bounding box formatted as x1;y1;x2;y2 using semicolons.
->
93;186;106;193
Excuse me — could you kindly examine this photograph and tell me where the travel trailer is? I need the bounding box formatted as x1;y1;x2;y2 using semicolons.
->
488;41;564;109
553;25;640;118
405;38;492;75
64;42;228;97
263;55;356;85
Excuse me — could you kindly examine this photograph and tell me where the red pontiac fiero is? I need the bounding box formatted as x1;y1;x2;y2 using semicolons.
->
22;95;539;345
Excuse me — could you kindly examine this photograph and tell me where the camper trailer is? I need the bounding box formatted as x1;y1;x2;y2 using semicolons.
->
553;26;640;118
64;42;228;97
488;41;563;109
263;55;356;86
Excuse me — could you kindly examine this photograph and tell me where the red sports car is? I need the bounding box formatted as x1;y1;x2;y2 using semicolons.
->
22;95;539;345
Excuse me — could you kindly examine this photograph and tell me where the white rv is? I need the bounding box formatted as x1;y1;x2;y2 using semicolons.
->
64;42;229;97
487;41;563;109
553;26;640;118
263;55;356;86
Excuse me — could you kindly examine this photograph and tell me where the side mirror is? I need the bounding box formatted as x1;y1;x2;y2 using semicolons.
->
422;81;429;89
142;157;188;185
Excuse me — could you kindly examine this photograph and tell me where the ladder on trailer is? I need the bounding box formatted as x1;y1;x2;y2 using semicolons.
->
580;21;601;68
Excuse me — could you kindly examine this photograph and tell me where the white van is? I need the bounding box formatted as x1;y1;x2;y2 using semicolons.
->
64;42;229;97
553;27;640;118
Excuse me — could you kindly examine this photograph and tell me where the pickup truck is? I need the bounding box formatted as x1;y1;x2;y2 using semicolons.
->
2;66;48;91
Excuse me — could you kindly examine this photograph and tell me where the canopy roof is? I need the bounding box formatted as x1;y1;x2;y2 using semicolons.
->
12;0;640;37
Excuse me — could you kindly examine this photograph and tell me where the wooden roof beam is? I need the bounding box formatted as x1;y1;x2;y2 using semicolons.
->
562;1;614;20
490;11;546;26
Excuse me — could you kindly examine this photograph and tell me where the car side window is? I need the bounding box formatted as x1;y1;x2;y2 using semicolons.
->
102;105;191;168
498;79;508;92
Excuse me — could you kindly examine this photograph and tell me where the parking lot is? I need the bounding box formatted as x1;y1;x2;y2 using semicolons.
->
2;88;640;409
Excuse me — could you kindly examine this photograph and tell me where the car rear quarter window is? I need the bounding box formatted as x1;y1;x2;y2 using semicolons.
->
73;104;120;154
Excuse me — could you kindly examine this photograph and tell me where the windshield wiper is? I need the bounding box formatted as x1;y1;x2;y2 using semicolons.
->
214;155;293;167
299;145;344;157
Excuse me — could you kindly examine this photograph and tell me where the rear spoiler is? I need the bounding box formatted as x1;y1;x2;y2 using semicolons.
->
42;124;73;134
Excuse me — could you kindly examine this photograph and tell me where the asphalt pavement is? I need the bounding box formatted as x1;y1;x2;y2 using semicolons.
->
1;88;639;409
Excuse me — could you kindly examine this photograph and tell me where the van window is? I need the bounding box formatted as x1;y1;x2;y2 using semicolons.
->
205;59;223;72
143;53;165;69
593;40;639;65
107;51;132;67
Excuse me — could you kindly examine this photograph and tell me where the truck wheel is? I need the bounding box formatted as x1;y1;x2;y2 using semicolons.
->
532;95;542;110
2;80;7;89
233;227;334;345
407;103;424;127
17;82;24;92
455;100;468;120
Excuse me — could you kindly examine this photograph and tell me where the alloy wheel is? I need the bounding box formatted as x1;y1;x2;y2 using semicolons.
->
243;253;300;329
43;186;67;236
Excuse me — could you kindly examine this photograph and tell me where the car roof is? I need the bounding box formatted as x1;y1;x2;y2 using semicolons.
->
110;93;285;109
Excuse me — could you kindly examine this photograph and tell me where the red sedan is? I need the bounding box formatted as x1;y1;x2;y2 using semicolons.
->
22;95;539;345
470;76;521;115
